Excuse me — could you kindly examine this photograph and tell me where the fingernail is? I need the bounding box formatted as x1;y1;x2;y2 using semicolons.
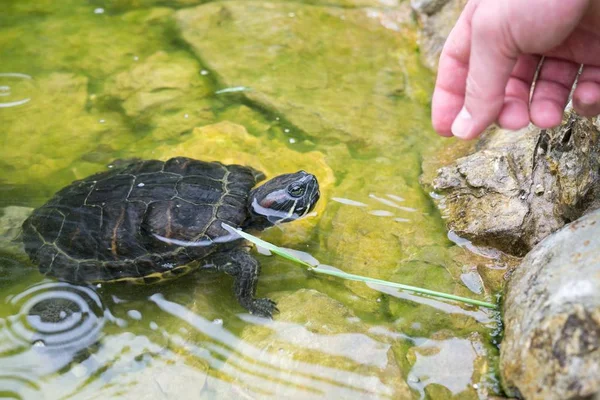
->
451;106;473;139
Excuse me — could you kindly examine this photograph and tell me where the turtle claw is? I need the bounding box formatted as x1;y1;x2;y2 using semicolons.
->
247;298;278;318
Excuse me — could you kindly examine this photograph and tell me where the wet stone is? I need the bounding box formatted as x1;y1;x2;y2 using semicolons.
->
428;110;600;256
230;289;413;398
500;208;600;400
0;73;132;193
0;206;34;259
175;2;429;148
103;50;215;140
411;0;468;70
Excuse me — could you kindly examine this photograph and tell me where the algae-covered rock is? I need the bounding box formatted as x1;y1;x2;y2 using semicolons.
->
91;0;205;13
316;153;445;306
0;206;33;260
229;288;413;398
105;51;212;117
176;1;431;147
103;51;216;140
0;73;133;197
149;121;335;246
500;208;600;400
430;111;600;256
93;0;396;12
3;0;82;18
316;150;511;311
0;7;174;79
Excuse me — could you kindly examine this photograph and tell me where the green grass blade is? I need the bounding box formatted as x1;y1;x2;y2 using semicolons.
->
311;266;498;309
223;224;498;310
223;224;315;268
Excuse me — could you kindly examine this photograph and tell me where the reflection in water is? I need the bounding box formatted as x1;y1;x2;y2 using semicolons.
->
369;282;497;326
332;192;416;223
331;197;368;207
5;281;104;350
460;270;485;294
0;281;105;398
0;263;497;399
0;0;505;395
0;374;41;399
151;294;397;398
407;337;485;399
0;73;34;108
447;231;505;260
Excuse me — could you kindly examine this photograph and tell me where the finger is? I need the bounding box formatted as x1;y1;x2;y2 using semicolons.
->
451;0;519;139
497;54;541;130
431;0;482;137
530;58;580;128
573;65;600;117
453;0;591;140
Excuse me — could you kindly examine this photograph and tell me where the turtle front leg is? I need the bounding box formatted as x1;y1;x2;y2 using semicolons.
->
208;249;278;318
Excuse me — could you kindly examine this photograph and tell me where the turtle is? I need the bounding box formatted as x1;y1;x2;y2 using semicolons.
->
22;157;320;317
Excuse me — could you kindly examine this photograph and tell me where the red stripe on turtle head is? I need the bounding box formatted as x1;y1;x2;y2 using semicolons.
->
259;191;287;209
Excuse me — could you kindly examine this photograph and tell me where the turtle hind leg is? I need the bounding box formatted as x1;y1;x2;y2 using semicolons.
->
210;249;278;318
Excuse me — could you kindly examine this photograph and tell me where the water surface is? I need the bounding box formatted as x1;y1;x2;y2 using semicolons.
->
1;1;507;398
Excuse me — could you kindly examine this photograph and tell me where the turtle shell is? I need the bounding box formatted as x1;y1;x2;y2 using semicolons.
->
22;157;262;284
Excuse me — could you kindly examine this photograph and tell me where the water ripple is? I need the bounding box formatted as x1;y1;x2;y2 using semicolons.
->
0;373;42;399
0;73;34;109
4;281;104;351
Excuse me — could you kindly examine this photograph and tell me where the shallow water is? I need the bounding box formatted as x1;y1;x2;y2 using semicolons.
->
1;1;508;398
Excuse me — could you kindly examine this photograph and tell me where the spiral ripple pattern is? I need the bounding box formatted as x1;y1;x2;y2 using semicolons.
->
5;281;104;350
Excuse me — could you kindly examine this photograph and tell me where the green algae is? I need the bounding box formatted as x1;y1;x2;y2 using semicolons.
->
176;2;434;148
0;7;176;80
103;50;216;140
0;73;134;202
225;288;414;398
0;0;507;398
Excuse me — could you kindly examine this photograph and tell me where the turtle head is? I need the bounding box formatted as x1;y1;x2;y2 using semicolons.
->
246;171;320;229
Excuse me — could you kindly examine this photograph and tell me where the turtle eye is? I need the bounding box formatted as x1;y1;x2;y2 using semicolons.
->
288;185;304;198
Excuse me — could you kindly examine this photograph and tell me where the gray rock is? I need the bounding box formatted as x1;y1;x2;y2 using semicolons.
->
432;111;600;256
500;208;600;400
410;0;451;15
411;0;467;70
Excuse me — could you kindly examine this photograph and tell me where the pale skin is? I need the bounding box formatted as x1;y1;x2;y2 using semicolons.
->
432;0;600;140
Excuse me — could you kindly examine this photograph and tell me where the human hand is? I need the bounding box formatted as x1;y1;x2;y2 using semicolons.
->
431;0;600;140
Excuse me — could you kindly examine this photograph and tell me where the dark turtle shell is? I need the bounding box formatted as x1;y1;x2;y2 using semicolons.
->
22;157;262;284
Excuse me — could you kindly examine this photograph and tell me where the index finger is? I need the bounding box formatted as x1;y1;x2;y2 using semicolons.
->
431;0;481;136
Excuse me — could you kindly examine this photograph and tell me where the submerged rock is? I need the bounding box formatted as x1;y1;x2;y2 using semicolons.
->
500;208;600;400
175;1;432;147
0;206;33;260
103;50;215;140
0;73;132;194
229;289;413;398
0;206;32;241
94;0;399;12
431;111;600;256
0;7;174;79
